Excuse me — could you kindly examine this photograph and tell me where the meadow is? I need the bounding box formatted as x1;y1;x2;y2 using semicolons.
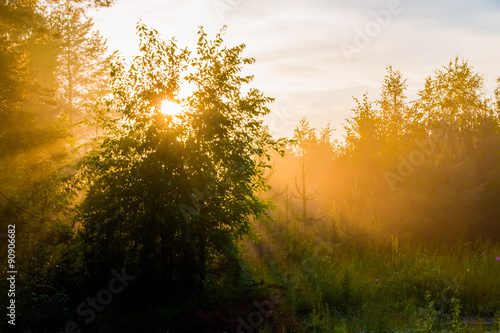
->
236;212;500;332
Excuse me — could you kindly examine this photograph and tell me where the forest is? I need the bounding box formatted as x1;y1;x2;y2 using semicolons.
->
1;1;500;332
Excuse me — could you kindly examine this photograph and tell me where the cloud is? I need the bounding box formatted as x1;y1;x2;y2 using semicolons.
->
89;0;500;141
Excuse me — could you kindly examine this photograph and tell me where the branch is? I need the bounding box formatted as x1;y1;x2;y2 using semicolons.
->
269;185;287;200
0;104;38;135
264;163;277;182
0;190;43;220
305;189;320;200
294;178;302;193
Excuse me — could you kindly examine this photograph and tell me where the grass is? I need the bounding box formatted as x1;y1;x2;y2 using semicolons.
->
79;209;500;332
241;213;500;332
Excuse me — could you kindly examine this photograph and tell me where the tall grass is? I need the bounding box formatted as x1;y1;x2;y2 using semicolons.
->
242;210;500;332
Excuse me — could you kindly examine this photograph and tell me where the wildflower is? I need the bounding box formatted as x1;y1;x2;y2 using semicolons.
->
496;256;500;261
376;279;379;282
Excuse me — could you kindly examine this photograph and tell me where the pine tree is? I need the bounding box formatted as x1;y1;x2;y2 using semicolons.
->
49;0;110;134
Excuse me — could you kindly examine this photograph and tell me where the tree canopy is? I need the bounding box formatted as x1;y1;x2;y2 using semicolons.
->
74;24;285;299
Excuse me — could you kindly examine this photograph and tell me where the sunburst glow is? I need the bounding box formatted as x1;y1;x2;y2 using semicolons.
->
160;100;183;116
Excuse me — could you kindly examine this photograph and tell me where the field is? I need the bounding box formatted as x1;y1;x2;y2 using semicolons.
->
238;215;500;332
115;212;500;333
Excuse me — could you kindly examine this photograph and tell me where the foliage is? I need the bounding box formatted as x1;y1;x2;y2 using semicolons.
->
451;297;464;333
333;58;500;241
0;0;73;262
0;1;112;331
417;290;437;332
244;211;500;332
48;0;111;127
73;24;285;302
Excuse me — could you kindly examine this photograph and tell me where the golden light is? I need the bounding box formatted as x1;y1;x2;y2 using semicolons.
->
160;100;183;116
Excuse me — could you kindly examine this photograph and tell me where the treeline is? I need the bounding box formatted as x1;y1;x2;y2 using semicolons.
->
267;60;500;244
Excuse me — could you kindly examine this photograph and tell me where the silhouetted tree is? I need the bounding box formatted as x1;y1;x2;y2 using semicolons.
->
74;24;284;302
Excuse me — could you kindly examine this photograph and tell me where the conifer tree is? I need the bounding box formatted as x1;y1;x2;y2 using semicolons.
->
49;0;110;132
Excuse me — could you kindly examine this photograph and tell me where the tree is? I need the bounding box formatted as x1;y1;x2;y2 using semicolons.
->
377;66;413;153
344;93;381;159
406;58;500;240
344;66;411;158
415;57;492;132
337;58;500;241
0;0;72;242
74;24;284;301
49;0;110;130
0;1;118;331
0;0;45;159
290;118;334;226
0;2;81;330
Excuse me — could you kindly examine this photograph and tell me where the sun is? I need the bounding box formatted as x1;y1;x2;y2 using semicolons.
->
160;100;183;116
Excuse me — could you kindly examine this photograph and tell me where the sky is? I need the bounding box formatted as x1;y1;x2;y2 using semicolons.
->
88;0;500;141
